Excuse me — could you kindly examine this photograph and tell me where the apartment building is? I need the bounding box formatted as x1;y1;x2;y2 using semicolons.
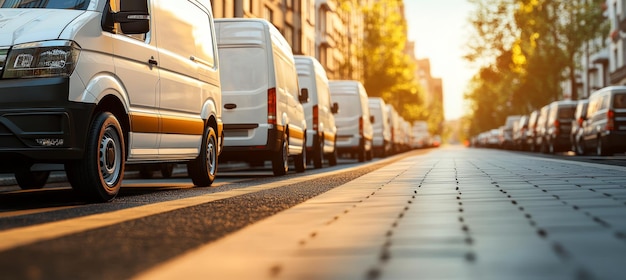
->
609;0;626;86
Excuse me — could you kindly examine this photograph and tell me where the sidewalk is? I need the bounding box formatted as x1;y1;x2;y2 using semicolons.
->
136;147;626;280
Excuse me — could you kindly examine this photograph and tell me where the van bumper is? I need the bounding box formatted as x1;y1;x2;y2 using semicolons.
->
603;131;626;152
220;124;286;161
0;77;93;172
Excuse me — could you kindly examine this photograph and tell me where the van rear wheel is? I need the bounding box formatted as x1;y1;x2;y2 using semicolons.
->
294;136;306;173
187;126;218;186
313;135;323;169
272;134;289;176
66;112;125;202
327;143;338;167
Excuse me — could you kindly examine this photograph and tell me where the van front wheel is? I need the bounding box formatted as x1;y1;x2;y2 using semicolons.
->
188;126;218;186
66;112;125;202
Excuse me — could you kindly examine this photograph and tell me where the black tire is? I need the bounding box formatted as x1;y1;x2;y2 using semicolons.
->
15;170;49;190
597;137;610;156
272;133;288;176
575;139;585;155
187;126;218;186
161;164;174;178
139;166;154;179
357;138;366;162
312;135;323;169
294;136;306;173
65;112;125;202
327;142;338;167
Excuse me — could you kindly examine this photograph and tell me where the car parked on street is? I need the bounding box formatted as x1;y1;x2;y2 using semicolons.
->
570;99;589;155
581;86;626;156
545;100;577;154
534;105;551;153
525;110;539;151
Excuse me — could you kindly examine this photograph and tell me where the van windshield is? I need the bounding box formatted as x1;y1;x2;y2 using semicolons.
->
219;47;268;92
0;0;90;9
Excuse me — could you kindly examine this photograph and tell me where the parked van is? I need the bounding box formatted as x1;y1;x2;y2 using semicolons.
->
582;86;626;155
294;55;338;168
368;97;391;157
0;0;223;201
545;100;577;154
215;18;308;175
411;120;430;149
386;104;402;154
329;80;373;162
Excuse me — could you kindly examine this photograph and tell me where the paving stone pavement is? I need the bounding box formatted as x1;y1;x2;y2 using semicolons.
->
136;146;626;280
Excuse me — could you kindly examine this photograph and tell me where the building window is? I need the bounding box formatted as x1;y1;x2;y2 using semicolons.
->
264;5;273;22
284;24;294;47
244;0;253;13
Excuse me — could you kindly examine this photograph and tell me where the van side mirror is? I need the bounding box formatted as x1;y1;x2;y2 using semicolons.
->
370;116;375;124
299;88;309;103
115;0;150;34
331;102;339;114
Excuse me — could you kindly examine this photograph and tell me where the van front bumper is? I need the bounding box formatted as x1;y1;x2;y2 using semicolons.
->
0;77;94;171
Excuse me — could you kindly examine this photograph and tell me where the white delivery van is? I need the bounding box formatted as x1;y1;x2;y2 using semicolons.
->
368;97;391;157
329;80;373;162
215;18;308;176
294;55;338;168
0;0;223;202
386;104;401;154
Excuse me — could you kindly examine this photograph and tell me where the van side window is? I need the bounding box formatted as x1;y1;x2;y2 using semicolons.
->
110;0;147;41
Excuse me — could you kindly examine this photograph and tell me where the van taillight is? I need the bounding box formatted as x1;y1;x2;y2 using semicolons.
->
577;117;584;126
312;105;319;130
268;88;277;125
359;118;364;135
554;120;560;135
607;110;615;131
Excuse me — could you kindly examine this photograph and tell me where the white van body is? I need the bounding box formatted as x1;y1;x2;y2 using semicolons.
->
215;18;307;175
368;97;391;157
386;104;401;154
0;0;223;201
411;121;430;149
329;80;373;162
294;55;338;168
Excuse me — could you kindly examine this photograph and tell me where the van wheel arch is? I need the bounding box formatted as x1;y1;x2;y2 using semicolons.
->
94;95;130;157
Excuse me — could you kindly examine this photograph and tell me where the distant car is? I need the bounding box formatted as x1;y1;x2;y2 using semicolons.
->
502;115;522;149
525;110;540;151
570;99;589;155
545;100;578;154
534;105;551;153
581;86;626;156
513;115;529;150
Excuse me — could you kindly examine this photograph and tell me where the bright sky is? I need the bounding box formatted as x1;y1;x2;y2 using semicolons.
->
404;0;476;121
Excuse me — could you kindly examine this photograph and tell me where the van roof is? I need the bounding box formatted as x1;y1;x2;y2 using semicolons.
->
214;18;293;56
329;80;365;95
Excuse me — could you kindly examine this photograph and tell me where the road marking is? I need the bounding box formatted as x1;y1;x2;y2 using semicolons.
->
0;165;368;252
0;206;78;219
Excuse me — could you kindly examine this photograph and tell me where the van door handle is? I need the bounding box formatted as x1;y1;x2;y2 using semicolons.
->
148;57;158;66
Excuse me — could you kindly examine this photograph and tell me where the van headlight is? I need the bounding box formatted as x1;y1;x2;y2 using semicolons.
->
2;40;80;79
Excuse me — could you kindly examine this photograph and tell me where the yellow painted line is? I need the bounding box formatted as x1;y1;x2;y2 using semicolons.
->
0;165;368;252
0;206;78;219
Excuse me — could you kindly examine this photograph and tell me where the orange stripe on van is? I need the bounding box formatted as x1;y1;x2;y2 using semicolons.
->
130;112;159;133
289;128;305;141
324;133;336;142
161;115;204;135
